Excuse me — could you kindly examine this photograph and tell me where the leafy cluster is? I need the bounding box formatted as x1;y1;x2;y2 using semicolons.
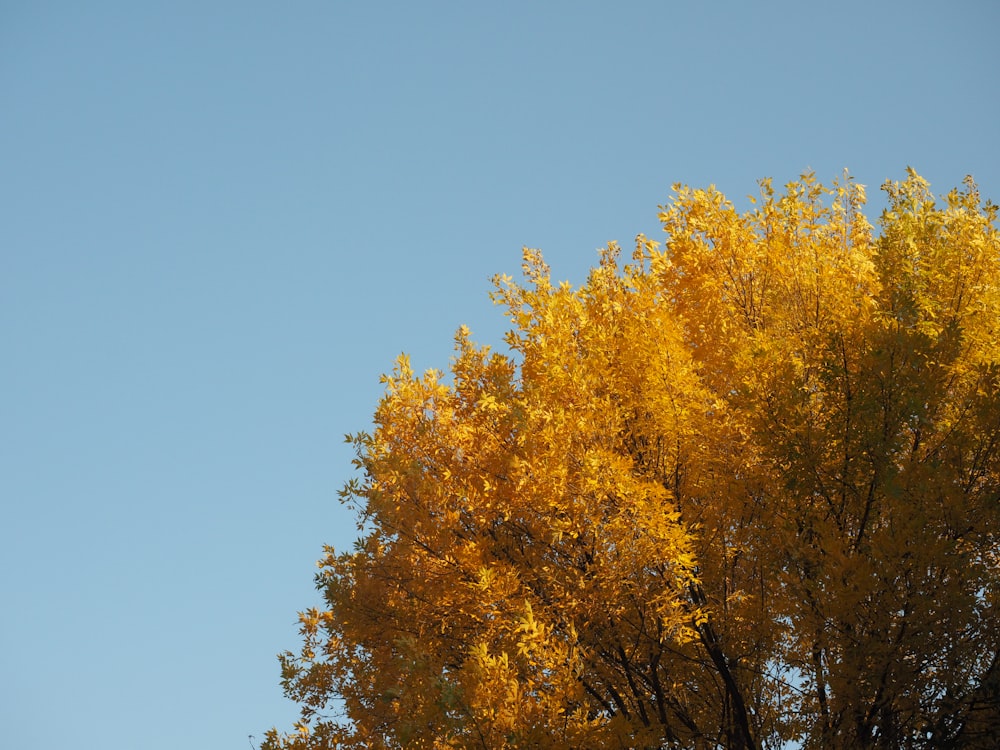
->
265;171;1000;749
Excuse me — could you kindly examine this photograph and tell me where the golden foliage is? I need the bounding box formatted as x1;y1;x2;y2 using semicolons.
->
265;172;1000;749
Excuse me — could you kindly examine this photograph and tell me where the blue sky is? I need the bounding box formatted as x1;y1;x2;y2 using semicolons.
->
1;2;997;747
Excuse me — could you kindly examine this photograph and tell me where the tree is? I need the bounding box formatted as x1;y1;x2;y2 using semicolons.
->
264;171;1000;749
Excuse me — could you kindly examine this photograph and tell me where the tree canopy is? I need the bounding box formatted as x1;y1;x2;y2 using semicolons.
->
265;171;1000;749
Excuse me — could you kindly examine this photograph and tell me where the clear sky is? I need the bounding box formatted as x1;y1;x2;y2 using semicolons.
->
2;2;997;747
